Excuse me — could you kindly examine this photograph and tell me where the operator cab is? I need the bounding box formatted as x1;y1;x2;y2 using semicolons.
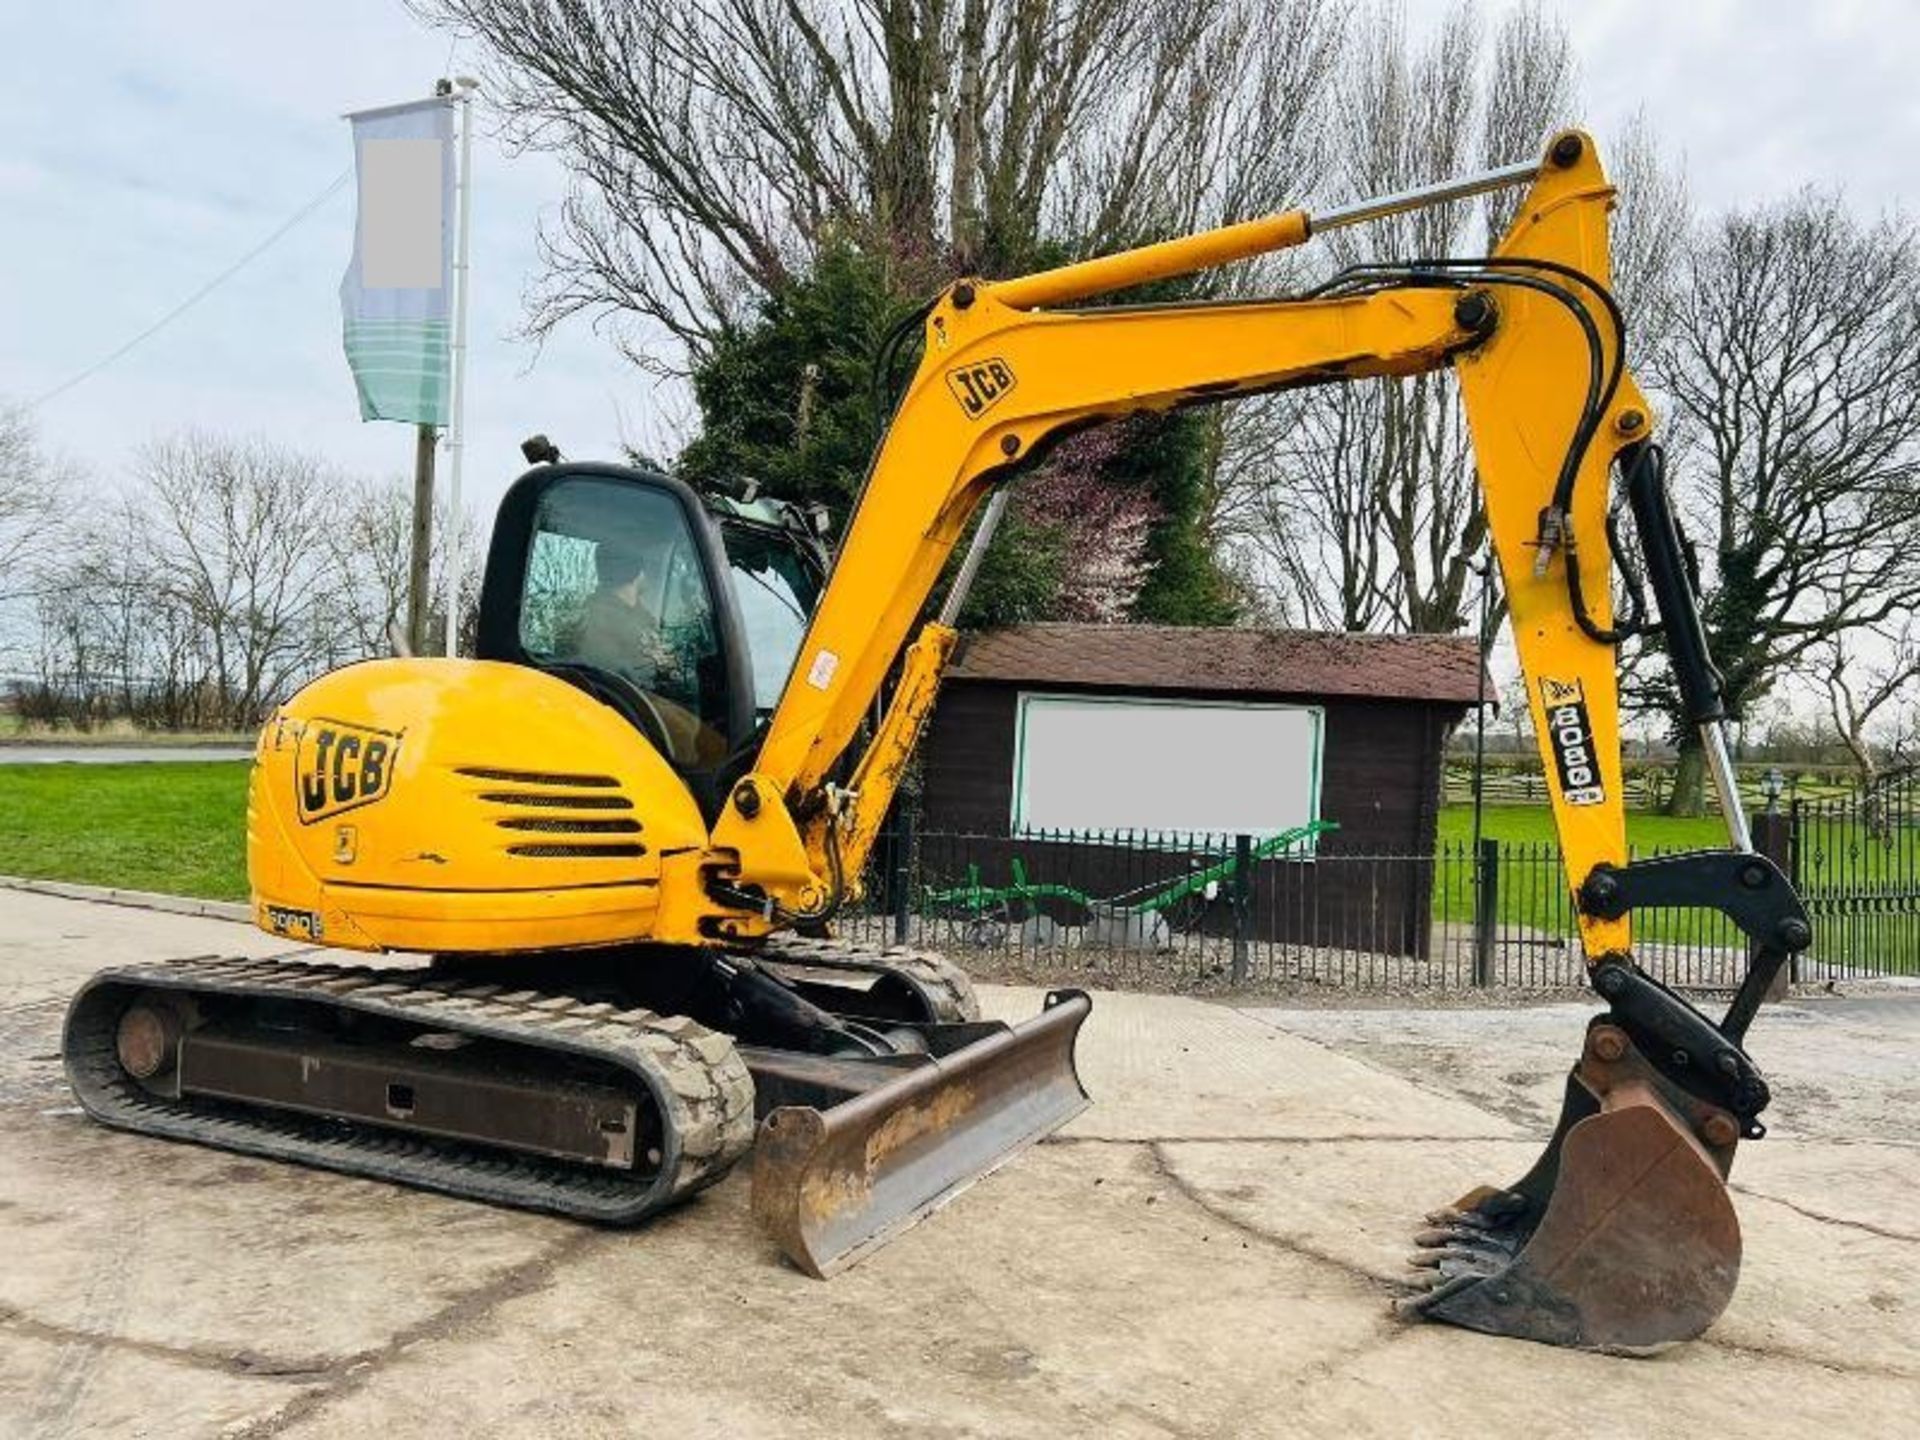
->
476;459;829;810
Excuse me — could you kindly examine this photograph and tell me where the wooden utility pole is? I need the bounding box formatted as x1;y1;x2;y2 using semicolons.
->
406;423;436;654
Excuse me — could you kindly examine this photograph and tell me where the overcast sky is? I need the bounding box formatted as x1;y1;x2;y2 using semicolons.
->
1;1;681;514
3;1;1916;522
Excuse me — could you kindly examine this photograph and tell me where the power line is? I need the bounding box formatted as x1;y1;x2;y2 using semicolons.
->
27;167;354;411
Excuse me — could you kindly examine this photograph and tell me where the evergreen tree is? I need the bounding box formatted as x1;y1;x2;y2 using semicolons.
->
676;242;1238;628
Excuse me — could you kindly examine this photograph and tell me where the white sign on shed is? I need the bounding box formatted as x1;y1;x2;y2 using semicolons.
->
1011;693;1323;843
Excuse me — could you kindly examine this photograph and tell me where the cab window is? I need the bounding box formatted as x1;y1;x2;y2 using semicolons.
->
518;477;729;763
723;526;820;716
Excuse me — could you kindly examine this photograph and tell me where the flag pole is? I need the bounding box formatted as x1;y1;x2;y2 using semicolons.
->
442;77;479;656
406;422;435;653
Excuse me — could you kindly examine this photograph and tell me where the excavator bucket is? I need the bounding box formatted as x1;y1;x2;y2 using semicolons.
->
752;989;1091;1277
1397;1021;1743;1352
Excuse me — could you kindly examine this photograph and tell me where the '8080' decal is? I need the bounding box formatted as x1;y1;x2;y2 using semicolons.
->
1539;677;1606;806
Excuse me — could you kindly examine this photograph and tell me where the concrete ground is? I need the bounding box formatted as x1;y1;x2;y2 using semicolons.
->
1;888;1915;1439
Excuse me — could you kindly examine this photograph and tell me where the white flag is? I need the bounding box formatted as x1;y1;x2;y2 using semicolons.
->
340;98;454;424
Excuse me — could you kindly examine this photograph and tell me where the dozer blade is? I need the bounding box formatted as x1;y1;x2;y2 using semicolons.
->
752;989;1091;1278
1398;1025;1742;1352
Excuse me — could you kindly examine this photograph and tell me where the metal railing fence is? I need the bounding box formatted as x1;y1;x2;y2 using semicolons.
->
834;802;1920;992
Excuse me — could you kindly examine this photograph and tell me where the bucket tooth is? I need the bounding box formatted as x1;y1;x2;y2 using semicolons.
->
1399;1033;1743;1352
752;989;1090;1278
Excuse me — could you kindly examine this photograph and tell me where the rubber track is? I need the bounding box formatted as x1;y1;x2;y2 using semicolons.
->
63;955;757;1223
757;934;981;1024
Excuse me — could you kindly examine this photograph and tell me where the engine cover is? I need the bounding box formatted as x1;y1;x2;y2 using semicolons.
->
247;658;710;953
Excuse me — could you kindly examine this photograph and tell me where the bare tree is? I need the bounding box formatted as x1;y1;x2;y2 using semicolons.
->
321;476;415;660
414;0;1345;360
22;455;485;730
0;403;69;603
27;492;220;729
1214;380;1395;629
136;433;346;726
1817;625;1920;787
0;404;85;699
1218;1;1590;639
20;428;501;730
1604;109;1691;361
323;474;487;661
1646;195;1920;812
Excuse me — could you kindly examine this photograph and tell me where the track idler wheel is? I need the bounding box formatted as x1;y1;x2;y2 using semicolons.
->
1397;1019;1743;1352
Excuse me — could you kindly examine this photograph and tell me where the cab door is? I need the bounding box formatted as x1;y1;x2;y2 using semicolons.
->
477;463;757;788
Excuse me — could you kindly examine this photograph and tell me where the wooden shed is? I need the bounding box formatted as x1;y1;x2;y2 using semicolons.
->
909;623;1485;951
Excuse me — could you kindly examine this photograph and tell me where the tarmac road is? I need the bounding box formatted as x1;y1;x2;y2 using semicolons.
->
0;746;252;765
1;884;1915;1438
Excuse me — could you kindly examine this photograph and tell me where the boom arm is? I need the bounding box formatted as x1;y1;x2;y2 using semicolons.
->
705;129;1820;1352
728;135;1643;932
717;130;1648;969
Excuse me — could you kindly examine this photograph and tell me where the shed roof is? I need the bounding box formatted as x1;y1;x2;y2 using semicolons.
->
947;623;1486;705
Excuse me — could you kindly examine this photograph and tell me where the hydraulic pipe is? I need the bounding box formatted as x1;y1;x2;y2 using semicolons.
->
1622;443;1754;853
936;488;1012;627
988;158;1540;311
989;210;1310;311
1702;723;1755;854
1311;159;1540;232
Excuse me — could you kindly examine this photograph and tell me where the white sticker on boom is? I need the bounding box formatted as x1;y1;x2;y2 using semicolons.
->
1539;675;1606;806
806;648;840;690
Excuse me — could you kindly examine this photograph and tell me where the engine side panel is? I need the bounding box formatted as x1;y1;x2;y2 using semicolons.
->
248;657;712;952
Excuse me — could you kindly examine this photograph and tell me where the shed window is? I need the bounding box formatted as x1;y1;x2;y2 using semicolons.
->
1010;693;1323;845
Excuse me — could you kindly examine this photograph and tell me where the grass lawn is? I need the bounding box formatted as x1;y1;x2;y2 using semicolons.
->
0;766;1909;974
1430;803;1919;971
0;762;250;901
1430;803;1756;940
1435;804;1734;852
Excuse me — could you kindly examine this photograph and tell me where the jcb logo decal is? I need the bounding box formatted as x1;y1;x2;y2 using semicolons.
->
295;720;399;824
946;358;1016;418
1539;678;1605;807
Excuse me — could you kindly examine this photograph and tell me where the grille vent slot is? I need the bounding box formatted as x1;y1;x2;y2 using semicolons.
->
456;767;620;787
478;791;633;810
507;843;648;859
498;817;642;834
462;767;643;858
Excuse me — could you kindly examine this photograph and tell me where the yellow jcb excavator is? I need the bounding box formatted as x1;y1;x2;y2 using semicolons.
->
63;129;1809;1351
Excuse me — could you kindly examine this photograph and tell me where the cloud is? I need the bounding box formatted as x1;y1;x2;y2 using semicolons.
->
2;0;642;519
4;0;1914;536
